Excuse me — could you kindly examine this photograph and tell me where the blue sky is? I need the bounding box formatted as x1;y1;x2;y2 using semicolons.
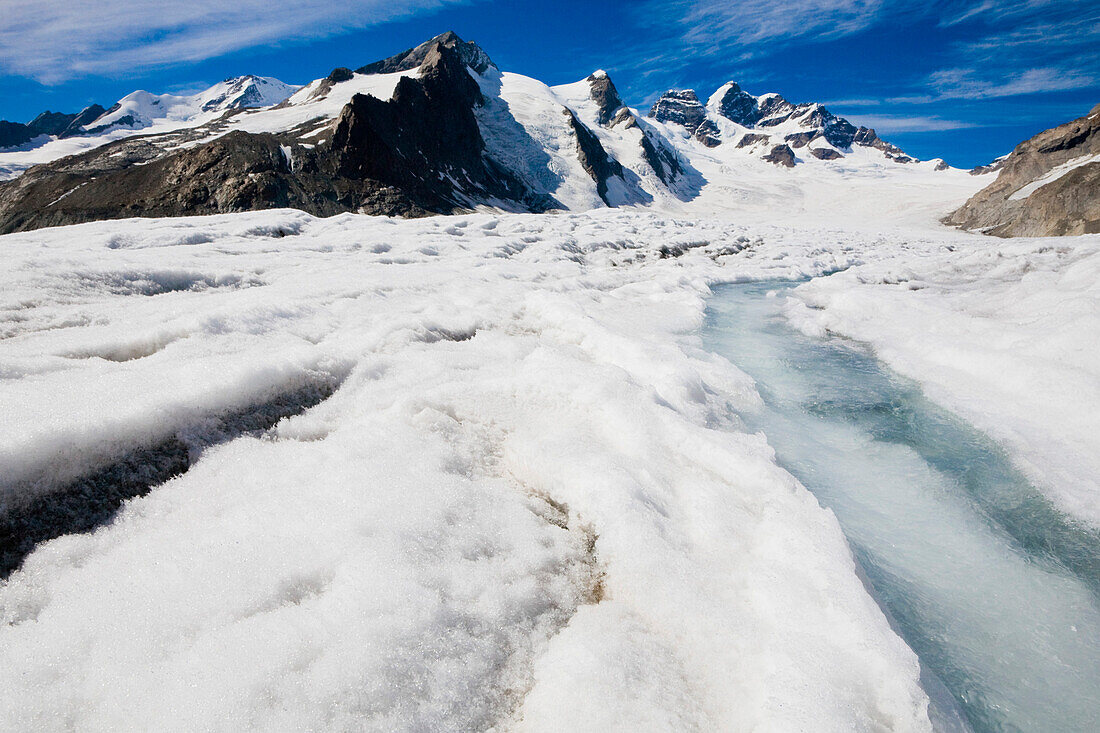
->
1;0;1096;167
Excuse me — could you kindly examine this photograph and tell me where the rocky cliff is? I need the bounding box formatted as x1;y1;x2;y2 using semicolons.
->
945;104;1100;237
0;37;556;233
0;31;952;234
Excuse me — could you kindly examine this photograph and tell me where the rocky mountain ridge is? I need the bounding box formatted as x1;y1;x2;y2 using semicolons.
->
0;76;297;153
0;104;108;149
945;103;1100;236
650;82;915;165
0;32;962;235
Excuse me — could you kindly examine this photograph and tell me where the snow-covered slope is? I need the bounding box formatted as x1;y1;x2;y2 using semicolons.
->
789;233;1100;525
0;76;298;180
83;76;299;134
0;209;946;731
0;31;988;229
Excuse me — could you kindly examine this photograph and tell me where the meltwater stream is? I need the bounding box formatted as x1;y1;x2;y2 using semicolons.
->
703;281;1100;733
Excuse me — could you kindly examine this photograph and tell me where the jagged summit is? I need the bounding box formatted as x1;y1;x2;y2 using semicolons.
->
0;104;108;149
713;83;759;127
199;75;298;112
0;30;962;234
357;31;496;76
649;90;721;147
946;102;1100;236
585;71;624;126
645;80;916;165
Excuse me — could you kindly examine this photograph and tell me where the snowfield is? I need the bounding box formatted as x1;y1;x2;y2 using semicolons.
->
788;234;1100;526
0;206;1096;730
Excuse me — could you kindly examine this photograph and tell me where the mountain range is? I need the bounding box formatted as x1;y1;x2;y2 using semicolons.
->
0;32;1094;236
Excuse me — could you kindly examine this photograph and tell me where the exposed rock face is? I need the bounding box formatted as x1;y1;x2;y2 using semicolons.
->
852;126;905;157
564;110;624;203
639;130;683;185
820;117;858;149
27;111;79;137
649;90;721;147
763;144;796;168
0;41;553;233
587;71;624;126
0;132;328;233
945;103;1100;236
969;158;1007;176
61;105;109;136
327;67;354;83
715;83;759;127
810;148;843;160
0;122;35;150
756;94;796;126
0;104;107;150
785;131;819;148
709;83;907;160
333;42;551;211
357;31;495;75
736;133;770;148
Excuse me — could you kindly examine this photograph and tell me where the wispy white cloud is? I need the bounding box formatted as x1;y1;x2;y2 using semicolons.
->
639;0;891;55
0;0;470;83
928;66;1095;99
843;113;982;133
631;0;1098;111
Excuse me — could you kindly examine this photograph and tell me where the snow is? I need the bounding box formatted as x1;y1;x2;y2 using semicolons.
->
1;209;938;731
788;233;1100;526
1009;153;1100;200
225;69;415;138
86;77;300;132
0;76;299;181
477;70;607;210
0;53;1096;732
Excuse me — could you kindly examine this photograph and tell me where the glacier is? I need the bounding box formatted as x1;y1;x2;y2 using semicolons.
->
0;30;1097;733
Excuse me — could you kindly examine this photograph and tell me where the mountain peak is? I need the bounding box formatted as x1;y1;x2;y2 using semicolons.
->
586;71;623;126
356;31;496;76
649;90;721;147
712;82;759;127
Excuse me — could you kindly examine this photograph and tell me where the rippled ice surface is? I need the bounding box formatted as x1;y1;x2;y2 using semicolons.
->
703;281;1100;733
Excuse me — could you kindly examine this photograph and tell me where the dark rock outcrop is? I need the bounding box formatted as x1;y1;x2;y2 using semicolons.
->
0;132;327;233
736;133;770;148
564;110;624;204
27;111;79;136
756;94;796;126
785;131;819;148
0;40;554;234
715;83;759;127
639;130;683;184
610;104;685;186
327;67;354;83
307;69;355;102
0;104;107;150
357;31;495;75
946;103;1100;236
0;121;36;150
969;158;1007;176
810;148;843;160
332;42;547;212
649;90;720;147
712;83;906;157
587;72;624;126
852;126;905;157
61;105;109;136
763;144;796;168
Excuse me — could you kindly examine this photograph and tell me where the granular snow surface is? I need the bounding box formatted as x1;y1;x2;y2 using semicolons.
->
1;207;1095;730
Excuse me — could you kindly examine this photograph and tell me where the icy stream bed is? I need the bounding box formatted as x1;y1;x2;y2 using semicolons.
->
703;280;1100;733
